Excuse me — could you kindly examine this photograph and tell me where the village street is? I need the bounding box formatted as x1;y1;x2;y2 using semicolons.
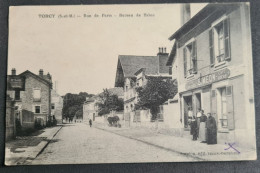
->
30;123;196;164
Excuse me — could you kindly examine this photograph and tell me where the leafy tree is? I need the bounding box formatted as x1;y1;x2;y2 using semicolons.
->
135;77;178;120
97;89;124;116
62;92;93;119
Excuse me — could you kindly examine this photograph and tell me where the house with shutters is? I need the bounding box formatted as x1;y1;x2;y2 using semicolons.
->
6;68;52;129
114;48;170;125
167;3;255;148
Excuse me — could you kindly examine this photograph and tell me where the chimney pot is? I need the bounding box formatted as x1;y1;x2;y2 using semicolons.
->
164;47;167;53
11;68;16;75
39;69;43;76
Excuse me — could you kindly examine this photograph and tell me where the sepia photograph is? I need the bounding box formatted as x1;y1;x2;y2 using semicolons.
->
4;2;257;165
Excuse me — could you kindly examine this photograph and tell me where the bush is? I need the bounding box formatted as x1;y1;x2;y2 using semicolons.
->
107;116;120;127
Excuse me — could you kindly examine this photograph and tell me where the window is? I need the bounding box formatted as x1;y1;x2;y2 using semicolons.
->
210;17;230;65
33;88;41;101
35;106;41;114
219;87;228;128
51;103;55;109
183;40;197;77
15;90;20;100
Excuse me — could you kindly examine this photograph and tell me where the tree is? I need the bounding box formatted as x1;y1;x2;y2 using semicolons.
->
96;89;124;116
135;77;178;120
62;92;93;119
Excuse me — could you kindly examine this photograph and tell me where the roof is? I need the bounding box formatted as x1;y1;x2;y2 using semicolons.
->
169;3;240;41
18;70;52;87
115;54;169;87
107;87;124;97
118;55;160;78
166;41;176;66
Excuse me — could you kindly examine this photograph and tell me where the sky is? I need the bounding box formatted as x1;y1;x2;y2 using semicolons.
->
8;3;207;96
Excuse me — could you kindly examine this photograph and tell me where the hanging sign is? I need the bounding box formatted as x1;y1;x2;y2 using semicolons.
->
185;68;230;90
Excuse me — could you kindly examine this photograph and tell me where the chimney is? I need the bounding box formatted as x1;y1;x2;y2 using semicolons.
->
181;4;191;26
47;72;51;79
157;47;168;56
39;69;43;76
11;68;16;75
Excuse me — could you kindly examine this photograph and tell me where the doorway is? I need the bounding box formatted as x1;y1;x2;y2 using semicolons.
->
195;93;201;116
183;95;192;128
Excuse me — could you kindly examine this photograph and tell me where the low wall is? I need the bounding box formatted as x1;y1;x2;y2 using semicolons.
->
5;99;16;141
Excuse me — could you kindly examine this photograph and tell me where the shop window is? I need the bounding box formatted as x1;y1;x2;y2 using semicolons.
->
219;87;228;128
215;85;234;130
183;40;197;77
35;106;41;114
209;17;230;66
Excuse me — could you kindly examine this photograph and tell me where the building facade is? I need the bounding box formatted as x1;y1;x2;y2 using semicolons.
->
51;89;63;124
168;3;255;148
7;69;52;128
83;97;98;122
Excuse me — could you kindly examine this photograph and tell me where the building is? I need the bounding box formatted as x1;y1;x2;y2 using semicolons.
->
167;3;255;148
115;48;170;114
83;96;98;122
114;48;171;126
6;69;52;128
51;89;63;124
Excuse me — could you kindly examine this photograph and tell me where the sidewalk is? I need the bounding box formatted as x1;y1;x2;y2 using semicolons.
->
93;122;257;162
5;125;63;165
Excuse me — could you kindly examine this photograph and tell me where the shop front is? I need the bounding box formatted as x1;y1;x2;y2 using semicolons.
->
179;68;249;145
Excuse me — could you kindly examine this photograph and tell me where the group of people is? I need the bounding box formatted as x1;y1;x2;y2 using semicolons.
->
188;108;217;145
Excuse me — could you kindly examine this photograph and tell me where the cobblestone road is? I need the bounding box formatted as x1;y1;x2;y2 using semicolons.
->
31;123;195;164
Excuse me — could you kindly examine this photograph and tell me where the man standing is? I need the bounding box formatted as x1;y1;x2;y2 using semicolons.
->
89;119;92;127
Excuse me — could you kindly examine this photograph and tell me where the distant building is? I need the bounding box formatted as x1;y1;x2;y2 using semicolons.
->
83;96;98;122
114;48;170;125
115;48;170;114
6;68;52;128
51;89;63;124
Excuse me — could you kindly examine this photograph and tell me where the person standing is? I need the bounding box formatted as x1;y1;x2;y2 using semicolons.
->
206;113;217;144
89;119;92;127
199;110;207;143
196;108;202;139
190;115;198;141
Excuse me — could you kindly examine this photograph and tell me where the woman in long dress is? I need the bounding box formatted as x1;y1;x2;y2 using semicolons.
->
199;110;207;142
206;113;217;144
190;116;198;140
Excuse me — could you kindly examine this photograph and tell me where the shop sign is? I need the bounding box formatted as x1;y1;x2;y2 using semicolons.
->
185;68;230;90
8;77;25;90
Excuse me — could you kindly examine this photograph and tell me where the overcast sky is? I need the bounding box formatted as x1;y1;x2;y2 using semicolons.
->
8;3;207;96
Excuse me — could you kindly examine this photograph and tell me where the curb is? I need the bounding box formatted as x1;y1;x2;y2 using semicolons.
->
23;125;63;165
94;125;206;161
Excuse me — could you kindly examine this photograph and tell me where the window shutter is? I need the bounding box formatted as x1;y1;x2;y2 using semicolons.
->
224;17;231;61
226;85;234;130
192;40;197;73
209;28;215;65
211;90;218;122
183;48;187;78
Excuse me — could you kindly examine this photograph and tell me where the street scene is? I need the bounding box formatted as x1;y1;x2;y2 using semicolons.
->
5;3;256;165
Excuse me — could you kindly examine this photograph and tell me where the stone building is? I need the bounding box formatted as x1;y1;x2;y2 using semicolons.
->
167;3;255;148
51;89;63;124
6;69;52;128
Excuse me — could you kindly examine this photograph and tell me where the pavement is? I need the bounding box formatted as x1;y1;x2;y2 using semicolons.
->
93;122;257;162
30;123;197;165
5;125;63;165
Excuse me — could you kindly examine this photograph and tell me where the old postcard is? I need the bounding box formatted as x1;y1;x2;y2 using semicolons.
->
5;3;256;165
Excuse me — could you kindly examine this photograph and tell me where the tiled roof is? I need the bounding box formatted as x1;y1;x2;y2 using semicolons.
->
118;55;159;77
107;87;124;97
